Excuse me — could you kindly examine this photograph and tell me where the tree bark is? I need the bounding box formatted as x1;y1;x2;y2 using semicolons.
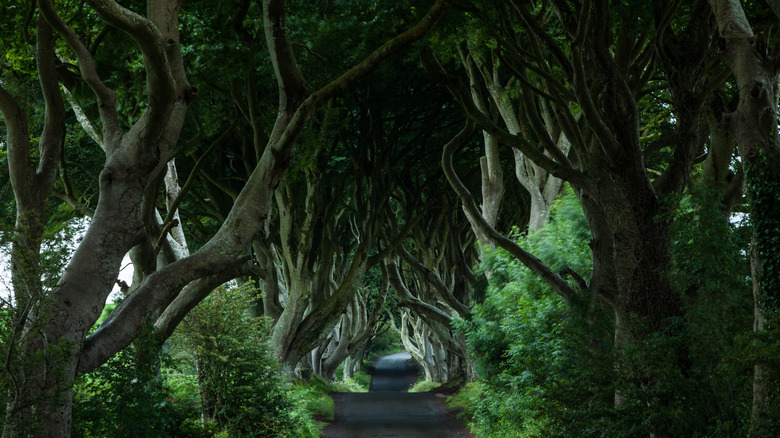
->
1;13;66;437
707;1;780;435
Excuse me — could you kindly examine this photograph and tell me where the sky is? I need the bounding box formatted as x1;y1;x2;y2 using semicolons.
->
0;218;132;305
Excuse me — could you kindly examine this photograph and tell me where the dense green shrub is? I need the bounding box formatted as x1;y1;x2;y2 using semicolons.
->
457;188;612;437
72;282;319;438
457;187;754;437
72;326;213;438
170;283;319;438
665;188;754;435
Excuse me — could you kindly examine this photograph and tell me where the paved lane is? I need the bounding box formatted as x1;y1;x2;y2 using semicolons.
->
368;352;417;391
321;352;473;438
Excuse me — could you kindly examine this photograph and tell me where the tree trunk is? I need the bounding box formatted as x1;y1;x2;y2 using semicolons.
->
196;358;216;425
708;1;780;435
458;48;505;242
0;15;64;435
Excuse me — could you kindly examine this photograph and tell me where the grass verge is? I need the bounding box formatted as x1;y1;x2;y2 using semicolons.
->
446;380;483;424
408;379;441;392
294;373;369;425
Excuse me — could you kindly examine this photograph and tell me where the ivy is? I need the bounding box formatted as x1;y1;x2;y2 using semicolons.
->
745;149;780;313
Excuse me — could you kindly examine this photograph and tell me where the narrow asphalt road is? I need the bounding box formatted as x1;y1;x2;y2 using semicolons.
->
321;352;473;438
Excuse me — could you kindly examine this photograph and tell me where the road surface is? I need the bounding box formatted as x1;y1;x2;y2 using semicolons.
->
321;352;473;438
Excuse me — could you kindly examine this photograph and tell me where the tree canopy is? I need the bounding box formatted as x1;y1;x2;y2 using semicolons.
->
1;0;779;437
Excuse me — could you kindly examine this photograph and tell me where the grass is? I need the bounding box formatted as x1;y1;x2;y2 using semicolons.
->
408;379;441;392
333;364;373;392
293;379;335;421
447;380;483;423
351;369;371;389
294;372;370;423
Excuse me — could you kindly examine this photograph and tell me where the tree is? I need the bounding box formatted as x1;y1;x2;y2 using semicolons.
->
382;183;476;381
1;0;452;435
707;1;780;435
426;1;730;434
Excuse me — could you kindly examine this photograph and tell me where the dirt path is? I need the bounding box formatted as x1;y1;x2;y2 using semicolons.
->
321;352;474;438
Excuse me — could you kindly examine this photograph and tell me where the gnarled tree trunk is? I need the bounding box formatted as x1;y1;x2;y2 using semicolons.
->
708;1;780;435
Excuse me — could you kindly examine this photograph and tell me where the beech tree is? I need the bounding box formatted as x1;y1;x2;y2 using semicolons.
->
708;1;780;435
0;0;451;435
426;1;731;434
371;93;479;382
260;111;398;369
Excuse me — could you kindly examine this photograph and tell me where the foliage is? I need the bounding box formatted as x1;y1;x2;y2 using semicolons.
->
170;282;319;438
311;373;366;394
349;369;372;390
457;187;755;437
1;310;73;437
333;362;372;391
293;375;336;422
1;218;87;436
740;150;780;435
447;381;483;422
739;313;780;434
664;187;754;435
365;321;403;357
72;282;322;438
0;0;773;435
456;187;605;437
745;151;780;311
72;326;210;438
38;217;88;289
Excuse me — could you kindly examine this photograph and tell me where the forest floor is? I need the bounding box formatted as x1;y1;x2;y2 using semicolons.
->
321;352;474;437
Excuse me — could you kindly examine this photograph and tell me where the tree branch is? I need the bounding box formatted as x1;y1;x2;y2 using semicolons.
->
367;213;423;266
570;44;622;156
308;0;453;109
63;87;104;150
269;0;454;159
151;262;250;341
441;119;579;305
77;259;249;374
398;245;470;316
421;46;588;188
0;87;32;209
162;122;236;227
73;0;454;377
85;0;174;94
264;0;309;115
385;261;453;326
38;0;121;144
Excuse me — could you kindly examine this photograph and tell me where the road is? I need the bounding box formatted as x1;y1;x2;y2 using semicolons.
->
321;352;473;438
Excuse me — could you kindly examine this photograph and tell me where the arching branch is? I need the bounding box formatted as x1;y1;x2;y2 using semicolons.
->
38;0;120;144
421;46;589;189
384;261;453;326
441;119;579;305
